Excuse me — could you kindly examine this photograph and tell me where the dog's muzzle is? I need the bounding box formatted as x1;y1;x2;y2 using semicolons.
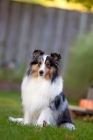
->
39;70;44;76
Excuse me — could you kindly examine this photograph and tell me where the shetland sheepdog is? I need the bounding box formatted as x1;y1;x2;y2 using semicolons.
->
21;49;63;125
9;49;75;130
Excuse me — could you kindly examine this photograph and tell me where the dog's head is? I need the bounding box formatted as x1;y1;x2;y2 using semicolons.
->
26;50;61;82
49;92;67;111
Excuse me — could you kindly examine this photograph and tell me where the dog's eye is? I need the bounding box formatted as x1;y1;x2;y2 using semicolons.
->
46;63;50;68
38;62;42;66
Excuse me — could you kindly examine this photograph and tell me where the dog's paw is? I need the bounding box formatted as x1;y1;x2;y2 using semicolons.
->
36;120;44;127
61;123;75;130
36;120;50;127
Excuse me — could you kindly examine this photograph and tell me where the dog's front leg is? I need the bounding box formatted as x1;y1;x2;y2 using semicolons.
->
23;109;31;125
37;108;54;127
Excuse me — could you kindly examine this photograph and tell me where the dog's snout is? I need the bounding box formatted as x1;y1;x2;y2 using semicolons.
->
39;70;44;75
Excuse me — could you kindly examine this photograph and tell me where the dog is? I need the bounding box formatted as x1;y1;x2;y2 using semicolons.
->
9;50;75;130
21;49;63;125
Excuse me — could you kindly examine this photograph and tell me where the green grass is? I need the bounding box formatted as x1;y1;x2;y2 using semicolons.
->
0;91;93;140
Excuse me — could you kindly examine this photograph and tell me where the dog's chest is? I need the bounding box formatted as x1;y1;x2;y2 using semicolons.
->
21;76;62;112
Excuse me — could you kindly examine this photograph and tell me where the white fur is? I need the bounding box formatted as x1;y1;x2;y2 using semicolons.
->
21;74;63;125
9;116;23;123
39;55;47;76
36;108;55;126
61;123;75;130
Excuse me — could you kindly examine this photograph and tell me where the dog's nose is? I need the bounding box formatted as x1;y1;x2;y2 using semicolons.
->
39;70;44;75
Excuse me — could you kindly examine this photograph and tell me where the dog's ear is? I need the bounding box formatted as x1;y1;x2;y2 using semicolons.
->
51;53;61;62
33;49;44;59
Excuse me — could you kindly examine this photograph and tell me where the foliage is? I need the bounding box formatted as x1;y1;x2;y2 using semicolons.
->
64;32;93;99
67;0;93;9
0;91;93;140
0;66;25;82
13;0;93;11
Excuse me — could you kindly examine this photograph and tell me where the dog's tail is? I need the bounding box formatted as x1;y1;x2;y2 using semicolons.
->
9;116;23;123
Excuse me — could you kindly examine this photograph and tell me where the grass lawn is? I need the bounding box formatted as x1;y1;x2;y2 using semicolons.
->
0;91;93;140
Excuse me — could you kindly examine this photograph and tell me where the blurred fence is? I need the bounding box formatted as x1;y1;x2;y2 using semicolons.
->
0;0;93;74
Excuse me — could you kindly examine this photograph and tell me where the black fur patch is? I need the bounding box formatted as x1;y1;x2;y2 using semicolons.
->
56;108;73;126
53;92;65;109
54;95;61;109
51;71;58;83
30;59;38;65
60;92;66;101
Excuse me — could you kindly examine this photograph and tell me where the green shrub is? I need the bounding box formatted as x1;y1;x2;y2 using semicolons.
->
64;32;93;100
0;66;25;82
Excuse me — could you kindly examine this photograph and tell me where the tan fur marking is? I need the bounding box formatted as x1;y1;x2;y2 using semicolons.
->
31;64;39;77
46;60;50;66
45;67;56;80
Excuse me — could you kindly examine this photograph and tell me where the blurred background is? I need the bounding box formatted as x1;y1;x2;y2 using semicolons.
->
0;0;93;101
